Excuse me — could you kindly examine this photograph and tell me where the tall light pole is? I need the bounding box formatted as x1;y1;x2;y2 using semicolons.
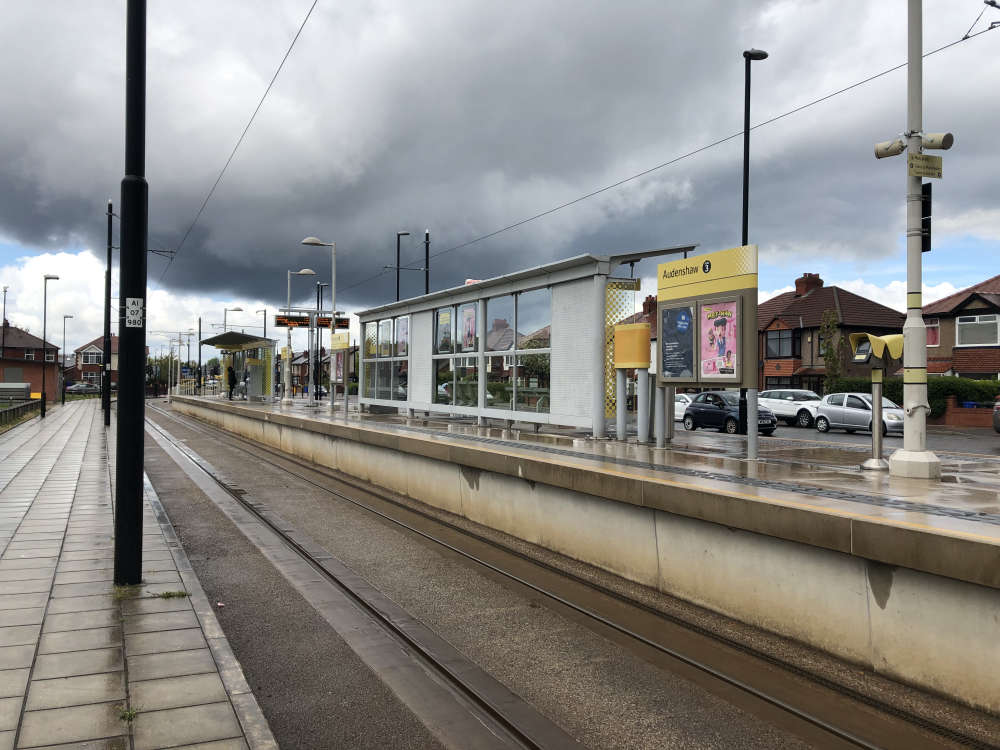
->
41;274;59;418
61;314;73;405
316;282;329;403
223;306;243;332
740;47;767;461
396;231;409;301
874;0;951;479
282;268;315;406
104;200;114;426
302;237;337;413
1;284;8;359
257;309;267;339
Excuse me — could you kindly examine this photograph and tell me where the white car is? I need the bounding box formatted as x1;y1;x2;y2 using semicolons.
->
674;393;693;421
758;389;822;427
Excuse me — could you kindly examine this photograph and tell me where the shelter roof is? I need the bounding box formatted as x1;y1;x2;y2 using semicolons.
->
200;331;274;351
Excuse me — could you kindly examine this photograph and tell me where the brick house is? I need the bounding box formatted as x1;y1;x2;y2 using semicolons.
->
0;320;60;400
65;335;121;388
922;273;1000;379
757;273;904;393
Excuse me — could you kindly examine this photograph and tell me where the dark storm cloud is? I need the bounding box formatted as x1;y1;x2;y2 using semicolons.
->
2;1;998;311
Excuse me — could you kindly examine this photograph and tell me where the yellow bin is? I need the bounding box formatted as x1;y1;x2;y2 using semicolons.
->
614;323;651;368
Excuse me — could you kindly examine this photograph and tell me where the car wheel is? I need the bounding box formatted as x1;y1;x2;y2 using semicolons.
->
761;429;775;436
683;415;696;431
796;410;813;428
816;416;830;433
724;417;739;434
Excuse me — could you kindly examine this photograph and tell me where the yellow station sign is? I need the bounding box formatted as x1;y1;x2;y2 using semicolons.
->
330;332;349;350
657;245;758;302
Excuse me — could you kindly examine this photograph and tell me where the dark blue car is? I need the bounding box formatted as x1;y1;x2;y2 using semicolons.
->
682;390;777;436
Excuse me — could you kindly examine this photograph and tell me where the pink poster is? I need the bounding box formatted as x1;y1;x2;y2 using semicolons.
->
700;300;739;379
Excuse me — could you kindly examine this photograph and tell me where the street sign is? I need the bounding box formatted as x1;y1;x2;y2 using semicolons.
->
330;332;349;350
124;297;144;328
908;153;942;178
275;314;349;329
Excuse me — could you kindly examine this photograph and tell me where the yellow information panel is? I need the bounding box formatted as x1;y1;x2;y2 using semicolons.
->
657;245;757;301
330;332;349;350
656;245;758;388
908;153;942;179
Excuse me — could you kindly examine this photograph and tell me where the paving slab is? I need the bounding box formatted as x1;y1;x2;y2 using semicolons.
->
0;401;275;750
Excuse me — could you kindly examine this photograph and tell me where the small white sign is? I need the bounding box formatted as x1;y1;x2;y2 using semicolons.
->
124;297;145;328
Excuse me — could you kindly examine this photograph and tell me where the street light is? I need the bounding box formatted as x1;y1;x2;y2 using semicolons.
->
740;47;767;459
223;306;243;332
61;314;73;405
282;268;316;406
301;237;338;414
257;309;267;340
40;274;59;418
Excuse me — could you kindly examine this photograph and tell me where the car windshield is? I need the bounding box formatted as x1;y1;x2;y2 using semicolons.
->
718;392;740;406
794;391;820;401
882;398;899;408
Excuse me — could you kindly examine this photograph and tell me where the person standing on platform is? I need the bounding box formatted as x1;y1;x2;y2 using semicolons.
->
227;364;237;400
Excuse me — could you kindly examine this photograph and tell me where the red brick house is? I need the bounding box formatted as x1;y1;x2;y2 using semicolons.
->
0;320;60;400
922;274;1000;379
757;273;904;393
65;335;120;388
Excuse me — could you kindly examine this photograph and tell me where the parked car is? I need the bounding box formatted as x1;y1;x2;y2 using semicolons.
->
815;392;904;436
682;390;777;435
66;382;100;394
993;396;1000;434
758;389;822;427
674;392;693;421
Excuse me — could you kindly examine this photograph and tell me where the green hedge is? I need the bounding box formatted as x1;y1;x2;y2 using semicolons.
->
825;376;1000;418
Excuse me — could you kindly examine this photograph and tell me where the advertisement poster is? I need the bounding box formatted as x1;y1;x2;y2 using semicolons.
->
436;309;452;353
378;319;393;358
699;300;739;379
395;316;409;356
660;305;695;378
335;352;344;380
461;304;477;351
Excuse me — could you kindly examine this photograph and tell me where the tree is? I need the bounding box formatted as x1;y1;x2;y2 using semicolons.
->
820;309;844;392
207;357;220;376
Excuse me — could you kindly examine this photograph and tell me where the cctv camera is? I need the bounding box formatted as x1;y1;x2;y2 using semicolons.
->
921;132;954;150
874;139;906;159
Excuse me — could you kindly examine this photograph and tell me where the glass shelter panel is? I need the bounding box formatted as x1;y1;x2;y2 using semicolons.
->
516;288;551;349
434;358;454;404
515;354;550;413
455;357;478;406
486;296;514;351
435;308;454;354
486;354;513;410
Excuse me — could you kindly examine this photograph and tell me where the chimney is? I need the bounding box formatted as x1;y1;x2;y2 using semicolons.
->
794;273;824;297
641;294;656;317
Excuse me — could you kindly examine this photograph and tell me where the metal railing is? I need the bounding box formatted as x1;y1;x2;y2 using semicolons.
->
0;399;41;427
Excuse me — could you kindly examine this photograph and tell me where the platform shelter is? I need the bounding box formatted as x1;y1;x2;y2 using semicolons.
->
357;246;695;433
200;331;277;401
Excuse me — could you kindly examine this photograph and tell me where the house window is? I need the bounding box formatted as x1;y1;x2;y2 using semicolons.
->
45;349;55;362
765;329;800;358
925;318;939;347
24;348;34;361
82;351;102;364
83;371;101;384
956;314;999;347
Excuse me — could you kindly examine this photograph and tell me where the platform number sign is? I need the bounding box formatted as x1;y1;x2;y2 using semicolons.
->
124;297;145;328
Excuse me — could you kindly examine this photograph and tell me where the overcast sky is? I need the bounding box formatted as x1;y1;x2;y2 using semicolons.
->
1;0;998;356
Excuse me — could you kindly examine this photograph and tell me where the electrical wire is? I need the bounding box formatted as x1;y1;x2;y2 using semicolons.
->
159;0;320;282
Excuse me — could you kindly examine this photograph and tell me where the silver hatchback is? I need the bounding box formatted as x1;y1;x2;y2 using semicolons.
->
815;392;904;436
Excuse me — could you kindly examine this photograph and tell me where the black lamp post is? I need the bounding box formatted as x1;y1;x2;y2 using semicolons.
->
62;314;73;405
396;231;409;301
41;274;59;418
739;48;767;436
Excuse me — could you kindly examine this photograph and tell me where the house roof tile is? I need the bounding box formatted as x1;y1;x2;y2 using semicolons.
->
0;324;57;350
759;286;903;331
923;273;1000;316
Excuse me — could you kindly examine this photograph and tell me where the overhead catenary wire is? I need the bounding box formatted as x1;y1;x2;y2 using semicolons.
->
159;0;320;283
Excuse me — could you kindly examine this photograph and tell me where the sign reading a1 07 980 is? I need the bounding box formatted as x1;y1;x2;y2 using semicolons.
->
656;245;758;388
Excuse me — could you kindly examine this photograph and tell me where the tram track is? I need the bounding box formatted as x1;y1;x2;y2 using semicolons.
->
144;402;998;750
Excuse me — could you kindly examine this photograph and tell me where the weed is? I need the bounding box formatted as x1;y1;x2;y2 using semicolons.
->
154;590;189;599
118;704;139;723
112;585;141;601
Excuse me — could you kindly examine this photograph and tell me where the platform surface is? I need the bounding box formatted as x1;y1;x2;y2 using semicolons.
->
175;394;1000;591
0;399;275;750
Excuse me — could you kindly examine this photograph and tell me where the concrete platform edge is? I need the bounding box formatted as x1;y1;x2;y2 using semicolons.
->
143;473;279;750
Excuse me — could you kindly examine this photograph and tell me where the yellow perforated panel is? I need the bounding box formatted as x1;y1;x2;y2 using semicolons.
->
605;278;640;417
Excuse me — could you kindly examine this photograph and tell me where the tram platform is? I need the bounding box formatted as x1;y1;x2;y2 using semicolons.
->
170;394;1000;714
0;399;275;749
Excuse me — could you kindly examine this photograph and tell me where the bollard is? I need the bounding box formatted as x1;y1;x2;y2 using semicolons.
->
665;386;675;443
615;369;626;440
637;369;650;444
747;388;759;460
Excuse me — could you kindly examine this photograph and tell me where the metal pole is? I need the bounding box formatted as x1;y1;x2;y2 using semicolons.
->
316;283;322;402
592;274;607;438
665;386;676;442
615;369;626;440
114;0;148;586
283;271;292;405
890;0;940;479
863;372;889;470
424;230;430;295
197;317;201;393
104;201;113;424
637;368;650;444
329;242;336;413
61;315;69;405
654;385;665;448
396;233;401;302
41;279;48;418
1;285;6;359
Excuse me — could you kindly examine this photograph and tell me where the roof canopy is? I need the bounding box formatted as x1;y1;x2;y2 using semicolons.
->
199;331;274;351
